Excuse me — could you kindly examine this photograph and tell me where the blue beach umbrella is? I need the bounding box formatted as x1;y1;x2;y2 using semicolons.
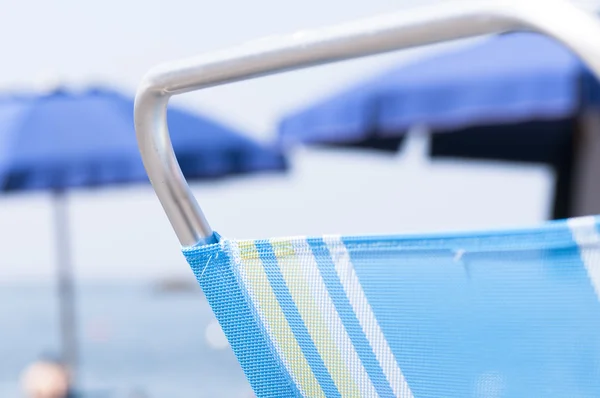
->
279;32;600;219
0;87;287;388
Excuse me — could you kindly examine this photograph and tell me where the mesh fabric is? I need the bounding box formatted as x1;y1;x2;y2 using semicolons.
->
183;216;600;397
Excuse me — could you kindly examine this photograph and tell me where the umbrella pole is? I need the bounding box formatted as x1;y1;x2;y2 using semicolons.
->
53;189;78;388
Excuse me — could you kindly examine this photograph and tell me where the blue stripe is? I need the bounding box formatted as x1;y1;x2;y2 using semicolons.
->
183;242;299;398
227;241;302;397
307;238;396;397
255;239;342;398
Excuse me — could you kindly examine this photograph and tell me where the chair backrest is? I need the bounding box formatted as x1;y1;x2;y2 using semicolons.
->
134;1;600;396
183;217;600;397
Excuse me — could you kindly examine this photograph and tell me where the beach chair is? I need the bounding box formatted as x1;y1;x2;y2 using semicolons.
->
134;1;600;396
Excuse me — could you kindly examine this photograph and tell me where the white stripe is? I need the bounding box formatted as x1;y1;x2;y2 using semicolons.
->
567;216;600;301
292;238;379;397
228;241;306;395
324;235;414;398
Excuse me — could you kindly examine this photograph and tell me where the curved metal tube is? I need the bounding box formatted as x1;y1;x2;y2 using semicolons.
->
134;0;600;247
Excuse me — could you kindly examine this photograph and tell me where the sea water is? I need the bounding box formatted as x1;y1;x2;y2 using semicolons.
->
0;282;252;398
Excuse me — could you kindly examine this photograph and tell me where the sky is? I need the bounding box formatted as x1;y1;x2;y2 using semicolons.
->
0;0;583;281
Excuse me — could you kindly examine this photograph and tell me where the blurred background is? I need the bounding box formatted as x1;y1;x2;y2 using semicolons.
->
2;0;600;397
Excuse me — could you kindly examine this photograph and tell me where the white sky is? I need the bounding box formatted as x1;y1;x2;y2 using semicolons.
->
0;0;564;281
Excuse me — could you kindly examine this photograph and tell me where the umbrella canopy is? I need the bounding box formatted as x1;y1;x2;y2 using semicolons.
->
278;32;600;220
0;87;286;191
279;32;600;147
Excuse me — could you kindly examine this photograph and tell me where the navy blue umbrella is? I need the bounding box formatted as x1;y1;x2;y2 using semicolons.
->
0;87;286;388
279;32;600;219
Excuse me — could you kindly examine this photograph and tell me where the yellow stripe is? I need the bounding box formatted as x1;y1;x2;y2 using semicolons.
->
271;238;361;397
237;240;326;398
